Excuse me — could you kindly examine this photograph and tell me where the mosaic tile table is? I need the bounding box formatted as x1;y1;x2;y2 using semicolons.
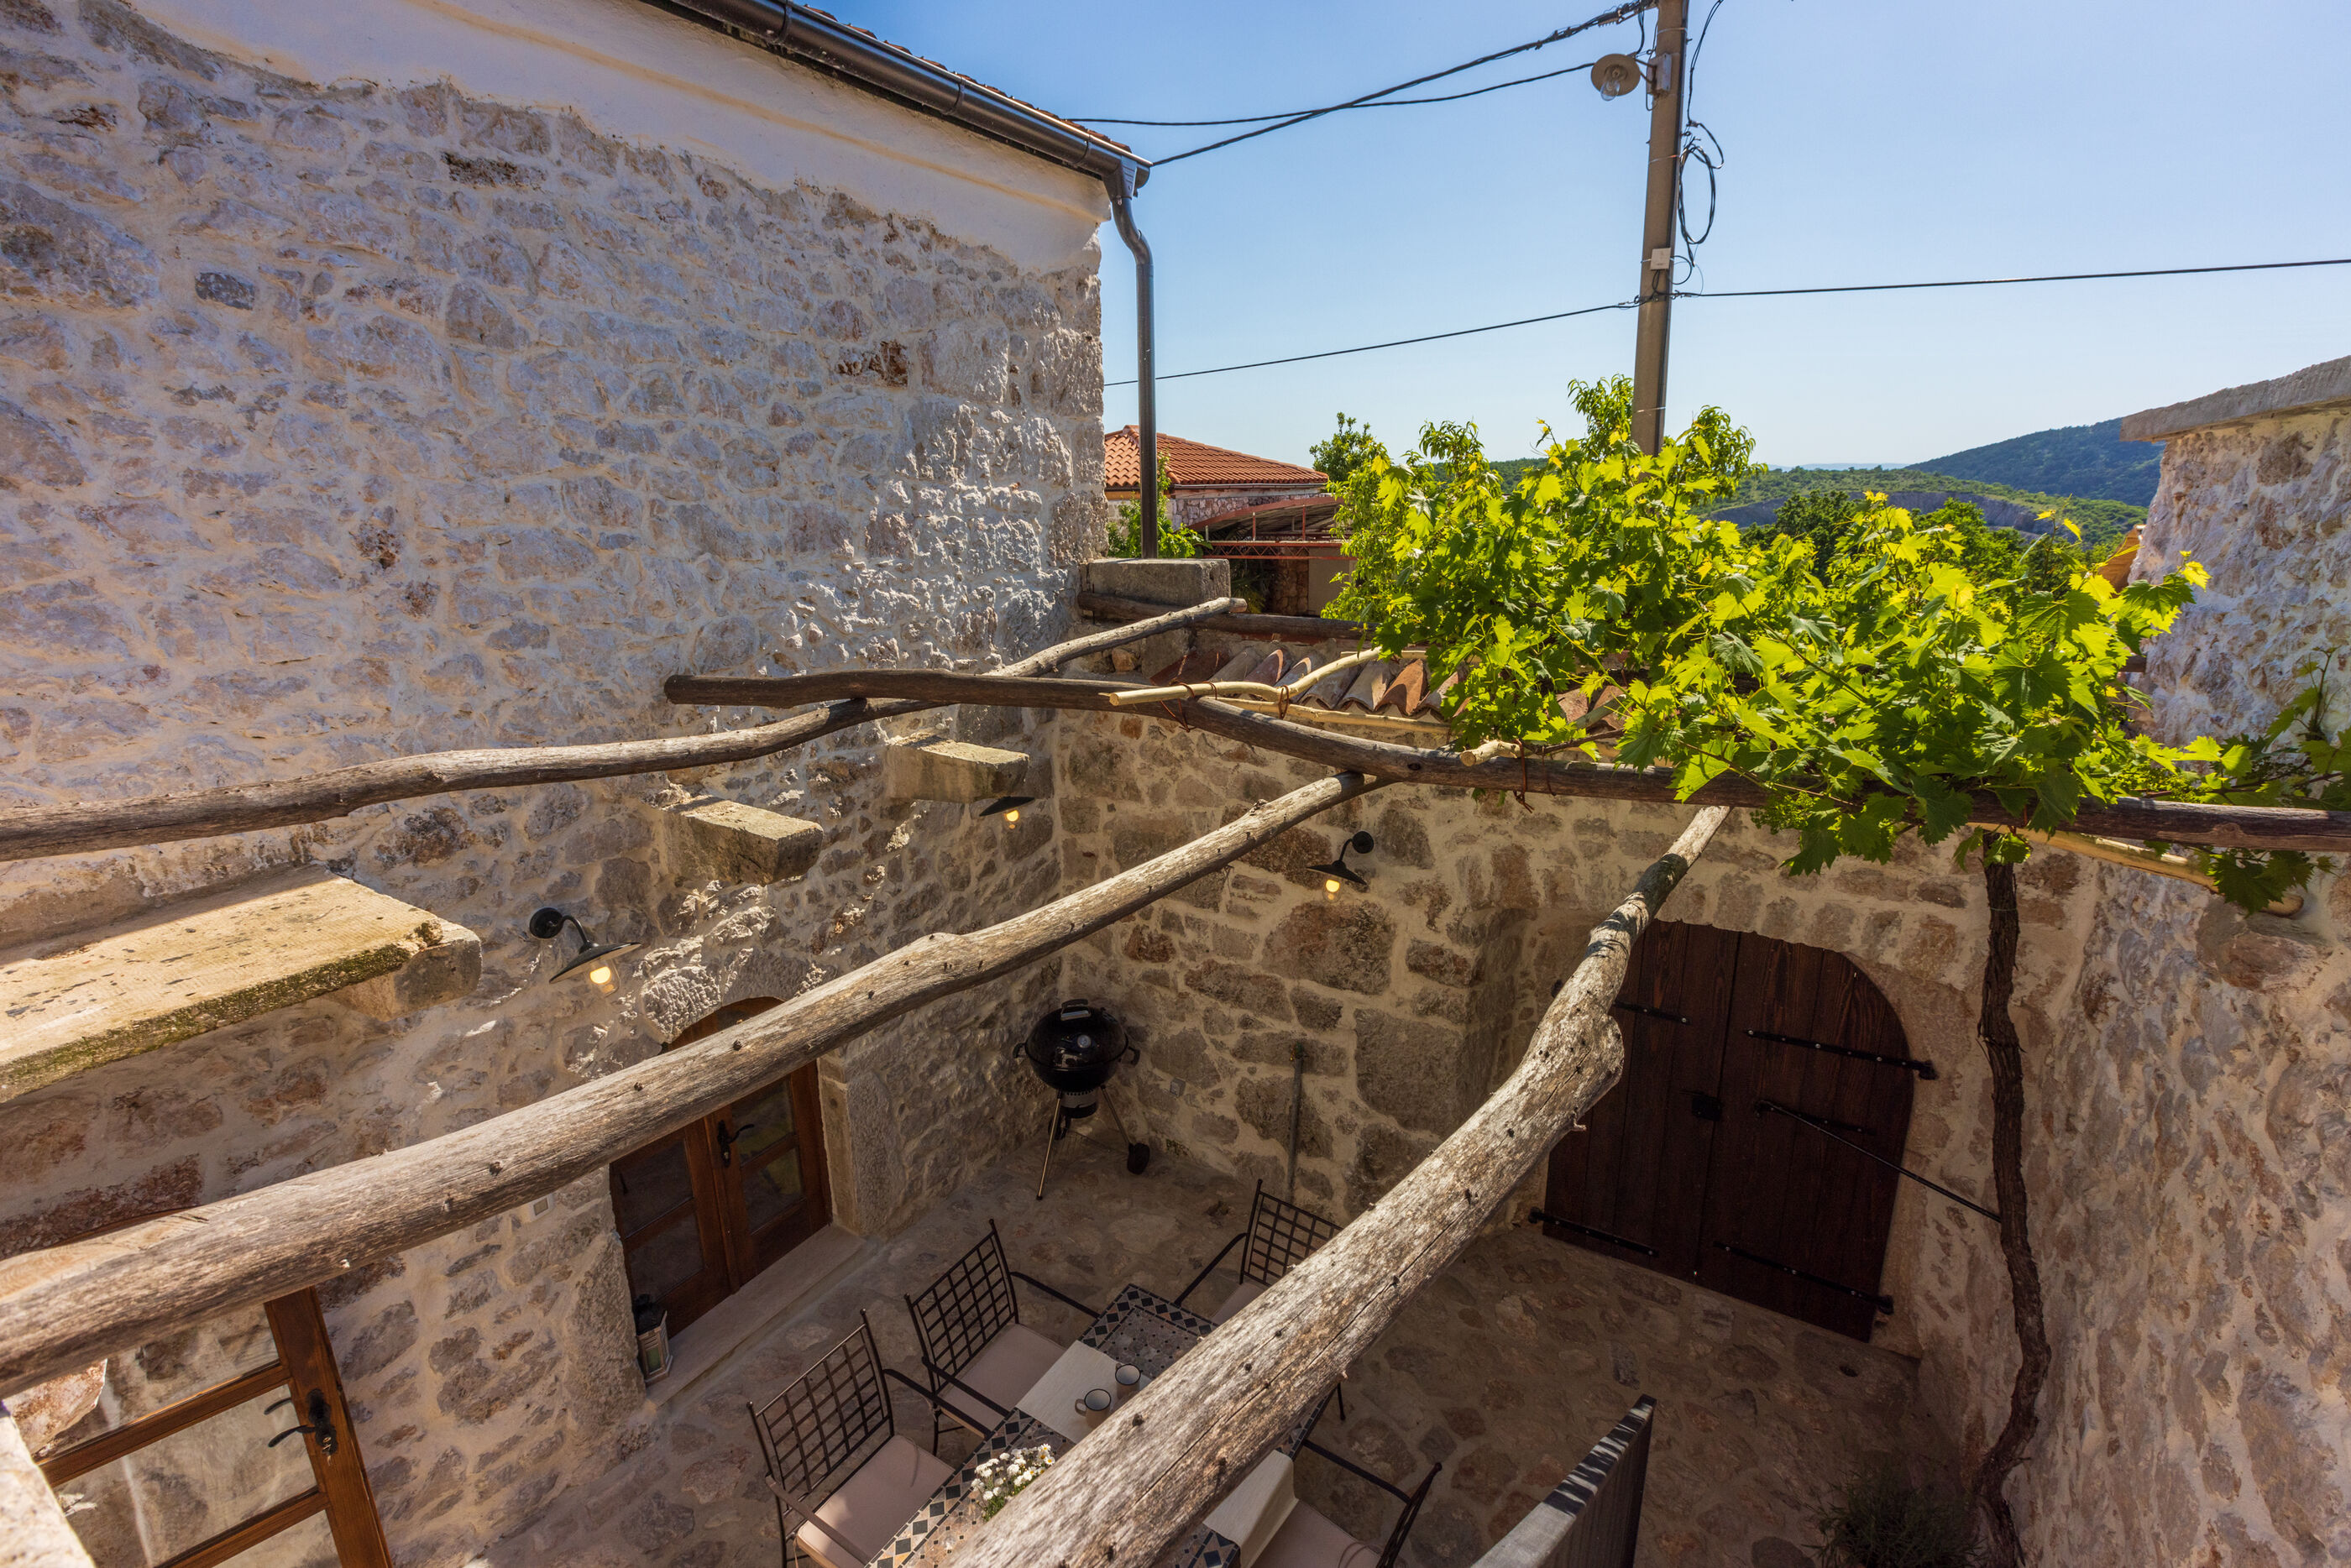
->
867;1284;1324;1568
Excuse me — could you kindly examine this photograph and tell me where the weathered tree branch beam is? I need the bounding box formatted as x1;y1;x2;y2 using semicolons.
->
666;671;2351;855
0;771;1372;1395
959;807;1731;1568
0;598;1242;866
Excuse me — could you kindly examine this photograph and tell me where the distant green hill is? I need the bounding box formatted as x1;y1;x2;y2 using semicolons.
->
1488;456;2144;554
1721;468;2142;553
1922;418;2160;506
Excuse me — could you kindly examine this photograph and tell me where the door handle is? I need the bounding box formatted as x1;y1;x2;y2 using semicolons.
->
716;1121;759;1166
265;1390;338;1458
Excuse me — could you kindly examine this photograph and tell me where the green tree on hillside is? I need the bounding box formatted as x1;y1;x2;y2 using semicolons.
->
1310;413;1388;488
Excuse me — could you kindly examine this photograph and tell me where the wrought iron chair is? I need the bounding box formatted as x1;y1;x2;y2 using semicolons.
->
903;1219;1102;1450
1267;1432;1440;1568
1177;1179;1342;1325
1177;1181;1348;1417
746;1310;987;1568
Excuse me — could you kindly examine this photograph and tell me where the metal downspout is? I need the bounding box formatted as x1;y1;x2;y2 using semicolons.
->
1107;163;1159;557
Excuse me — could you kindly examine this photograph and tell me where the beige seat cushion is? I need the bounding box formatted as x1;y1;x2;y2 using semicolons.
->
1254;1499;1380;1568
1212;1277;1265;1325
939;1320;1064;1432
793;1435;954;1568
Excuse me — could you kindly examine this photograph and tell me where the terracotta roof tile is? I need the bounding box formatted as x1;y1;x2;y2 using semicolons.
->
1105;427;1327;490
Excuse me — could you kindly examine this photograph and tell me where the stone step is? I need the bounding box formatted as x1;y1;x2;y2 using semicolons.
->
0;865;480;1104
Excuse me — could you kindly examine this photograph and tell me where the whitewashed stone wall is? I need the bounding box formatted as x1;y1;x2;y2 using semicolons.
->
1047;636;2094;1515
2002;402;2351;1564
0;1;1103;1561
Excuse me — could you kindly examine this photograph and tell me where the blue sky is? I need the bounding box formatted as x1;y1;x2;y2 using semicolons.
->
852;1;2351;471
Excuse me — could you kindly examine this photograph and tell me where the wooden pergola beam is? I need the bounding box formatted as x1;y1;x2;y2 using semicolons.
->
666;670;2351;855
0;598;1241;866
0;772;1375;1395
957;808;1731;1568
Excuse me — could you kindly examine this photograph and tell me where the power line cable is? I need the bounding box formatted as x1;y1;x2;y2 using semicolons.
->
1071;58;1605;127
1105;301;1641;386
1128;0;1657;165
1676;0;1730;256
1104;257;2351;386
1678;256;2351;300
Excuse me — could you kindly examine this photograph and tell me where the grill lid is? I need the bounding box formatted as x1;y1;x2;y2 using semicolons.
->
1023;998;1129;1091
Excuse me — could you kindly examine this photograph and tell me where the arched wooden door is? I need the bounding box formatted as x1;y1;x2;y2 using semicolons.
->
1541;923;1927;1340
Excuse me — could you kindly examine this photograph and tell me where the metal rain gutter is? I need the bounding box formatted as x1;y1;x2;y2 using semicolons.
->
648;2;1163;553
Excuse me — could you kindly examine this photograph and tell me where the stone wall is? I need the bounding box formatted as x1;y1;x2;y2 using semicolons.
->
0;1;1102;1561
1048;631;2098;1492
1998;400;2351;1563
1163;483;1326;529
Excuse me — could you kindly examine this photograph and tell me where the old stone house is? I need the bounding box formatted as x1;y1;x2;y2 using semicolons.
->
0;0;2348;1563
0;0;1128;1559
1102;426;1327;531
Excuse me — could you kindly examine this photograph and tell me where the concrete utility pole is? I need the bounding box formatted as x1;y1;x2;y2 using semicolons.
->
1630;0;1689;456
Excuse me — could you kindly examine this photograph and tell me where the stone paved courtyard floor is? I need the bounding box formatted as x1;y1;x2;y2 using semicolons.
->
504;1133;1952;1568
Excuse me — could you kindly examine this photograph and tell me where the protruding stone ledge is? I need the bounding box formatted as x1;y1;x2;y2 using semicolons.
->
667;797;825;886
882;738;1030;804
0;865;480;1104
1079;555;1232;608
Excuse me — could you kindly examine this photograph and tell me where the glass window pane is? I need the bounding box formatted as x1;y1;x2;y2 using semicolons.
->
611;1139;695;1239
742;1150;805;1234
626;1207;711;1304
45;1305;280;1453
728;1081;798;1163
55;1388;316;1568
217;1508;336;1568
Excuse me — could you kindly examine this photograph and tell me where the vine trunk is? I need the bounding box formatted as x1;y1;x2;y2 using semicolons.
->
1971;858;2050;1565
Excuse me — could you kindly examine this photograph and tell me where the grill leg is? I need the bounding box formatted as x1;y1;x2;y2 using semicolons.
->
1035;1097;1062;1200
1102;1090;1151;1175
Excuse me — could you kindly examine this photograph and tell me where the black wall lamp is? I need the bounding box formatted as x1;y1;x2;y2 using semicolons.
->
1308;832;1375;900
528;907;638;991
977;795;1034;828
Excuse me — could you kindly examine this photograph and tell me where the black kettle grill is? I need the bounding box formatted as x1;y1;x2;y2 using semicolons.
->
1021;998;1149;1197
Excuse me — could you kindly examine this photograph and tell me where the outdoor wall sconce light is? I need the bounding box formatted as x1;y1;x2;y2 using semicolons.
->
527;907;638;991
977;795;1034;828
1308;832;1376;900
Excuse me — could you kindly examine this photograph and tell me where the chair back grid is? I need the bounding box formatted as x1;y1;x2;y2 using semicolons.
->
1240;1183;1340;1288
907;1220;1018;1380
749;1313;895;1511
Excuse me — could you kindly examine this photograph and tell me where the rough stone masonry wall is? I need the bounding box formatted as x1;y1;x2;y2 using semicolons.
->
1049;632;2101;1529
2004;404;2351;1565
0;1;1102;1561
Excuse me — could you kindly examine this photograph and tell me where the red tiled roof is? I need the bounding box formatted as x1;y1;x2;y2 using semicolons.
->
1105;427;1327;491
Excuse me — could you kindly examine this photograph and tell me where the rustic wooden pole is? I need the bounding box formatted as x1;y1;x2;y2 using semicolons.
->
668;671;2351;855
0;772;1374;1395
0;598;1241;865
958;807;1731;1568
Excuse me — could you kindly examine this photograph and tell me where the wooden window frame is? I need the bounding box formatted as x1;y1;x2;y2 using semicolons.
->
38;1286;391;1568
610;999;832;1338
